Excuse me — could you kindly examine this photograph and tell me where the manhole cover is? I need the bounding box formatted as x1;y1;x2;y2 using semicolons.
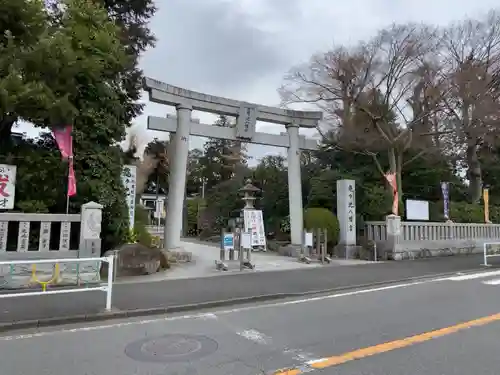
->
124;334;218;363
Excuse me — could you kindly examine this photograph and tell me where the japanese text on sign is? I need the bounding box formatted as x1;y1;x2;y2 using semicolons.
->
121;165;137;229
0;221;8;251
0;164;17;210
17;221;30;251
347;183;356;232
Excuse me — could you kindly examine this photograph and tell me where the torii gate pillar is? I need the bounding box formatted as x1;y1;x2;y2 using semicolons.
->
163;104;192;249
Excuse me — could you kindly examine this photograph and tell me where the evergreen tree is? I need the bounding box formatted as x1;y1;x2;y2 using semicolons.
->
200;115;248;191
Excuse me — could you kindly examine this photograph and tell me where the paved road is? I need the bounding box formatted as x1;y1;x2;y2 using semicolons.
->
3;266;500;374
0;254;494;326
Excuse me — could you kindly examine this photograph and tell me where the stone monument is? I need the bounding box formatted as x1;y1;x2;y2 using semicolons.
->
335;179;358;258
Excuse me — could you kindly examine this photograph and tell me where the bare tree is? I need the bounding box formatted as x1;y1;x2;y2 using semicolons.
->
439;10;500;203
280;23;445;210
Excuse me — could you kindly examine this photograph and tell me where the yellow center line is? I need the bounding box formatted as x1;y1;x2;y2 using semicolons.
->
271;312;500;374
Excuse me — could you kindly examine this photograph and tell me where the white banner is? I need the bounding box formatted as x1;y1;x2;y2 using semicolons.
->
0;164;17;210
121;165;137;229
243;209;266;247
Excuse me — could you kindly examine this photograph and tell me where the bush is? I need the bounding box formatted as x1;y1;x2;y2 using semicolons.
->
134;205;152;247
303;208;340;245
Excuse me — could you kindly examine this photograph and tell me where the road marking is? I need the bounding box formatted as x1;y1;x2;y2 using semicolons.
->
482;278;500;285
0;277;447;341
271;312;500;374
237;329;271;345
447;269;500;281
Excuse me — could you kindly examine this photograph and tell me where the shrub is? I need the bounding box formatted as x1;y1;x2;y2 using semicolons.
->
134;205;152;247
303;207;340;245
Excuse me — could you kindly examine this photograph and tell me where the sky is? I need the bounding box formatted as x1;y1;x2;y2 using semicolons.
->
16;0;500;165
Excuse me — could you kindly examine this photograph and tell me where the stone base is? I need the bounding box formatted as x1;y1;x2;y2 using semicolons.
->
277;244;302;257
334;244;364;260
165;249;193;263
390;245;482;261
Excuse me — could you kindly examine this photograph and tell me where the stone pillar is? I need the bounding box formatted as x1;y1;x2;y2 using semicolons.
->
79;201;103;257
386;214;402;260
286;123;303;246
336;180;356;246
164;104;192;250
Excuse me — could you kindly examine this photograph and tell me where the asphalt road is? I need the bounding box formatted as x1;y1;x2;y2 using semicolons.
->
3;267;500;374
1;254;493;325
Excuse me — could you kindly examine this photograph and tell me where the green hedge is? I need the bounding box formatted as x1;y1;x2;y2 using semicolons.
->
304;208;340;245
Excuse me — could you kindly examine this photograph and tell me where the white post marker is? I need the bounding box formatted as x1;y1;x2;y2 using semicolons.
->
482;242;500;266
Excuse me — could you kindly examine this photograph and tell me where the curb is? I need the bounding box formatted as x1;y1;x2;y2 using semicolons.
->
0;267;486;334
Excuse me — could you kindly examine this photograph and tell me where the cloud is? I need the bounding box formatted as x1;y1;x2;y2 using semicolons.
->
18;0;500;165
141;0;290;96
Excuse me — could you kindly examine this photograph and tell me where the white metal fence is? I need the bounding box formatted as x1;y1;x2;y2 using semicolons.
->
0;256;114;311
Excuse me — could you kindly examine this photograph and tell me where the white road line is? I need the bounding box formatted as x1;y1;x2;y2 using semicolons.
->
0;276;448;342
235;329;320;364
447;270;500;281
482;278;500;285
236;329;272;345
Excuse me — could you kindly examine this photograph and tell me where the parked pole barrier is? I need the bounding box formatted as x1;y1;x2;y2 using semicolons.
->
482;242;500;266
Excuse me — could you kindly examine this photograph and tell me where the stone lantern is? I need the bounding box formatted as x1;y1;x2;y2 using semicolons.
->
239;179;260;209
238;179;266;252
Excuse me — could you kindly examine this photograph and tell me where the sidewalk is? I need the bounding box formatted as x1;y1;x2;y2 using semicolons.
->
0;254;495;329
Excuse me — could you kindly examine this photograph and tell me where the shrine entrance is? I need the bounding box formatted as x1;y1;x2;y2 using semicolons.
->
143;78;322;250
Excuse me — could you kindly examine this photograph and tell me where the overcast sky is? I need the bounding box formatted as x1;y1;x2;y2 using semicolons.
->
17;0;499;165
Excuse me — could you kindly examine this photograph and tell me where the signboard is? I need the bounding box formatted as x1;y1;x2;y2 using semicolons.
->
406;199;429;221
236;105;257;140
240;232;251;249
121;165;137;229
304;232;313;247
336;180;356;245
0;164;16;210
222;233;234;250
243;209;266;247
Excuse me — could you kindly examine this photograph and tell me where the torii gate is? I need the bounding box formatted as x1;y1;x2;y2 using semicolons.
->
143;77;322;250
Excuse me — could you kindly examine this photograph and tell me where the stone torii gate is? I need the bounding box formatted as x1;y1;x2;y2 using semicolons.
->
143;78;322;251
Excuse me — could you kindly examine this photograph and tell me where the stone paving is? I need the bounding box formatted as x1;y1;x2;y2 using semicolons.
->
117;240;375;284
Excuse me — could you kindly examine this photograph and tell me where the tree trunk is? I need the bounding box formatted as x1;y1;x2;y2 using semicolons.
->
466;142;482;203
396;150;404;216
0;117;15;151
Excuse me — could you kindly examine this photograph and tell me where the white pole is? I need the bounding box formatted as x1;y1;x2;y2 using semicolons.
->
483;243;488;266
106;255;114;311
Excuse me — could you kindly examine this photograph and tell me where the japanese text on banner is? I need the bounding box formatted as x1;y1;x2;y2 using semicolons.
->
0;164;17;210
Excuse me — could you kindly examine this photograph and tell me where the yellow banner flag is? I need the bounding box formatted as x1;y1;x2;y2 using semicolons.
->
483;188;490;223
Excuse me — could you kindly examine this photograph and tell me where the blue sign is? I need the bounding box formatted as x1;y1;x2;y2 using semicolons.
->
223;233;234;250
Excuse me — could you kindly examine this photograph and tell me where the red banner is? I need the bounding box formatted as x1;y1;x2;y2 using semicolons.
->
52;125;73;159
52;125;76;197
67;158;76;197
385;172;398;215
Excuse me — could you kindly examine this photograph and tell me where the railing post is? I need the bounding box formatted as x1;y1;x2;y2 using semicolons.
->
106;255;114;311
79;202;104;257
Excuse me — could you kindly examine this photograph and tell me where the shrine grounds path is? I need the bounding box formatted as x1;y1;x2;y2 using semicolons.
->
3;265;500;374
0;253;497;332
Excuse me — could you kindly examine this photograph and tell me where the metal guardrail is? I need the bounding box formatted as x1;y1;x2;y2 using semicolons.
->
0;256;115;311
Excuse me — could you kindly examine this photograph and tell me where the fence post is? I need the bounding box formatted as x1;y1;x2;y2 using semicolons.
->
106;255;114;311
79;202;104;257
